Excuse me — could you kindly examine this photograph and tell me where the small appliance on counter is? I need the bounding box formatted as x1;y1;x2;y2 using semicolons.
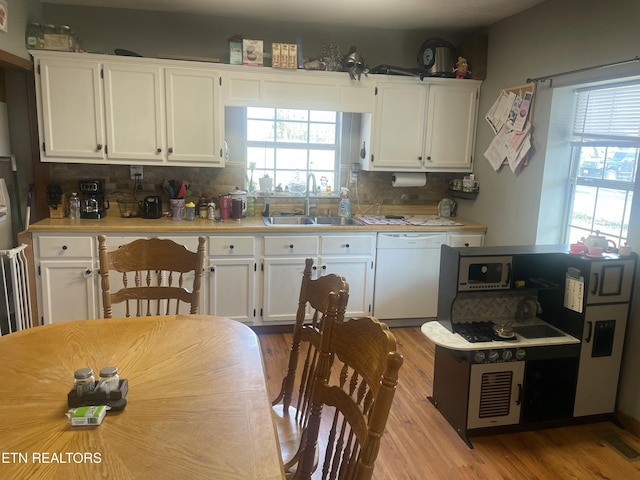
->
143;196;163;219
79;179;109;219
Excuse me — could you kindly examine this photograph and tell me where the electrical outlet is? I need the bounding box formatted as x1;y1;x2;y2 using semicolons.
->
349;163;360;185
130;165;143;180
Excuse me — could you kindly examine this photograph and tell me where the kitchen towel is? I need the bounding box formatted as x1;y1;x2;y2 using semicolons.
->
391;172;426;187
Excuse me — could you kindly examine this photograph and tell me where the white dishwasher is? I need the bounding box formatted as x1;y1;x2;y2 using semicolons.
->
373;232;446;320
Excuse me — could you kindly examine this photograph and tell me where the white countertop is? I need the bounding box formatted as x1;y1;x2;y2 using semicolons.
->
421;319;580;350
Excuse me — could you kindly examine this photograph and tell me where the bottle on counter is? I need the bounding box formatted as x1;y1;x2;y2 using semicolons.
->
198;194;209;219
337;187;351;217
74;367;96;396
69;192;81;219
98;366;120;394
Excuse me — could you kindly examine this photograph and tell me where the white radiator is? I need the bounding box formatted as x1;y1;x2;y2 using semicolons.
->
0;244;33;335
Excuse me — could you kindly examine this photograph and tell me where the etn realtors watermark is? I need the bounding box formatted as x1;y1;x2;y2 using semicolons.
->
2;452;102;464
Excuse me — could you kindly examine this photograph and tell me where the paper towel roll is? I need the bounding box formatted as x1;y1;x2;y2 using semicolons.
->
391;172;427;187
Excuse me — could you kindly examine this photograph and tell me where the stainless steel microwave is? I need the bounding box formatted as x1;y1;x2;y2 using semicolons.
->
458;256;512;291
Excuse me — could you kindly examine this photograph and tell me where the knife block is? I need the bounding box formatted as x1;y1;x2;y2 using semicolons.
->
48;193;66;218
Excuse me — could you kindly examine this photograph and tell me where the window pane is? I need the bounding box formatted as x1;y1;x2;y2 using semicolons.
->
310;123;336;144
592;188;629;237
571;184;597;230
310;110;336;122
603;148;637;182
309;150;335;170
276;148;308;169
276;121;308;143
277;109;307;121
247;147;275;169
247;119;274;142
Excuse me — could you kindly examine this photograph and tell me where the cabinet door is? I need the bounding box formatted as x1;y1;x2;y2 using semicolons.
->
262;257;311;323
103;63;164;161
320;256;373;318
38;57;105;160
208;258;256;323
574;303;628;417
364;81;427;170
165;68;224;165
40;260;97;324
423;82;479;172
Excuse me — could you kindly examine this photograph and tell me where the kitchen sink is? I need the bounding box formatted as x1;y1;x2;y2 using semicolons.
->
262;216;315;225
262;216;364;226
513;324;566;339
308;216;364;226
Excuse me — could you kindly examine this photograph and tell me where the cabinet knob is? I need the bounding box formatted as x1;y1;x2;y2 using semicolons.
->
229;245;234;249
62;245;68;250
96;144;102;151
426;156;432;161
210;266;215;272
345;243;350;248
418;156;423;161
168;147;174;154
289;244;294;249
156;148;162;154
464;243;470;247
312;266;317;271
322;265;327;270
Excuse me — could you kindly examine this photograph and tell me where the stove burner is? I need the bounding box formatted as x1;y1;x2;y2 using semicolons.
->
453;321;517;343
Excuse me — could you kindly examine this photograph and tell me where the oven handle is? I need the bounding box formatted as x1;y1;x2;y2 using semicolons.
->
516;383;523;405
585;321;593;343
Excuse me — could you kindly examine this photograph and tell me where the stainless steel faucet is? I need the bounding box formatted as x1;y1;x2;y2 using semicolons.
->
515;296;542;322
305;173;317;216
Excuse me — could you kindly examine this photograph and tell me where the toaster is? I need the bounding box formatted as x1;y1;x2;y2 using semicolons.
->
143;196;163;219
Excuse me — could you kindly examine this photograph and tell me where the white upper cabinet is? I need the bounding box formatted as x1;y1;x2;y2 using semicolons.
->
33;51;225;167
360;77;481;172
423;82;479;171
361;79;428;170
103;62;165;162
165;68;223;165
37;57;105;159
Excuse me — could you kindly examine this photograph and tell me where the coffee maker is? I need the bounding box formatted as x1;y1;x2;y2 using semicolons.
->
79;179;109;219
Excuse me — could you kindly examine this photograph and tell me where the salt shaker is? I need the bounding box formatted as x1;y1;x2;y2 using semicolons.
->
74;368;95;396
98;366;120;394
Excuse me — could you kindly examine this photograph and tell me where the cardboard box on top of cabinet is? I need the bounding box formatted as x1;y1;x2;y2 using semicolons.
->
243;39;263;66
229;41;242;65
272;43;298;69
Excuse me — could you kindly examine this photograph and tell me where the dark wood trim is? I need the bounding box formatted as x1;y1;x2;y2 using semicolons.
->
0;49;33;72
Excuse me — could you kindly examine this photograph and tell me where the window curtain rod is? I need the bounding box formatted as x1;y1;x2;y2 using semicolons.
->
526;56;640;87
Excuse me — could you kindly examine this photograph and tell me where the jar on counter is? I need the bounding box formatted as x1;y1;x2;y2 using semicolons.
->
74;368;96;396
69;192;80;220
98;366;120;394
198;195;210;219
25;23;44;50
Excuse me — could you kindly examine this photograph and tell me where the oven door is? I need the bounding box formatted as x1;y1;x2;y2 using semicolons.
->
467;361;524;429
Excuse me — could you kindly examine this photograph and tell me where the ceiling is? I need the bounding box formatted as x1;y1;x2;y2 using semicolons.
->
41;0;546;30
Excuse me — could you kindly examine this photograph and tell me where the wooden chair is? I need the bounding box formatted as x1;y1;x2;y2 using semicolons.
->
97;235;206;318
295;290;404;480
272;258;349;477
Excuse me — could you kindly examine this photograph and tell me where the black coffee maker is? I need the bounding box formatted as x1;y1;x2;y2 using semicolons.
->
79;179;109;219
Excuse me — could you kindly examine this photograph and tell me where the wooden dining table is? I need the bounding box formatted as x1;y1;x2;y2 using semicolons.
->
0;314;285;480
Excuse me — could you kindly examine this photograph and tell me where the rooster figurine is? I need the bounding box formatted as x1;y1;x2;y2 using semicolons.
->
343;46;368;80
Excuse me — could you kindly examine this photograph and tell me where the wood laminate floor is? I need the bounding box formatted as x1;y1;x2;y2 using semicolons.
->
259;327;640;480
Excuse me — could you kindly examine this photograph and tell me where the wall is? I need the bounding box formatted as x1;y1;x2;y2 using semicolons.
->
0;0;42;59
466;0;640;424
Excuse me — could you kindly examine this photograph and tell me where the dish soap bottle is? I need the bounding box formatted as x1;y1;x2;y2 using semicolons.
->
337;187;351;217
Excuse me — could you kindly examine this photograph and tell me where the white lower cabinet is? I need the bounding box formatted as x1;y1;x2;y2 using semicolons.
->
207;235;257;323
261;235;320;323
319;233;375;318
37;235;98;324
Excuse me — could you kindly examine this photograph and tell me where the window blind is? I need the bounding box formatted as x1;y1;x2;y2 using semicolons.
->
573;82;640;145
